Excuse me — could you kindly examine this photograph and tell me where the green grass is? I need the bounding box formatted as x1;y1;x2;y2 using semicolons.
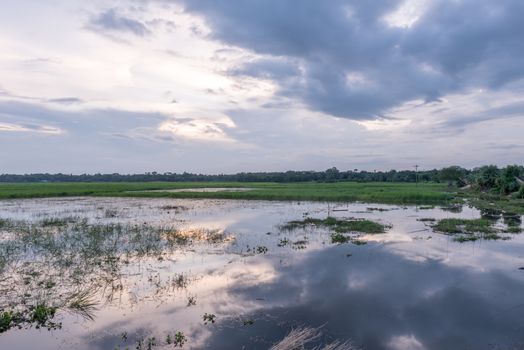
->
281;216;388;246
282;217;388;234
465;195;524;215
432;218;505;242
330;233;351;244
0;182;453;204
417;218;436;222
433;218;495;234
505;226;522;233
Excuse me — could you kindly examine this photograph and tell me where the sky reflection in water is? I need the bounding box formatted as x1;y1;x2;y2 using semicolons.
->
0;198;523;350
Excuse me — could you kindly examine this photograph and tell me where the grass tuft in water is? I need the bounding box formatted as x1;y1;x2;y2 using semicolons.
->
203;313;216;325
282;217;388;234
67;290;98;320
331;233;351;244
417;218;436;222
433;218;495;235
432;218;518;242
270;326;359;350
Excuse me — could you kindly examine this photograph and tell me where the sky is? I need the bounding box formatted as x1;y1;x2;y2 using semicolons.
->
0;0;523;174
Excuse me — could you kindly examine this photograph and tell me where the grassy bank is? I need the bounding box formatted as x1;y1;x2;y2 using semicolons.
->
0;182;453;204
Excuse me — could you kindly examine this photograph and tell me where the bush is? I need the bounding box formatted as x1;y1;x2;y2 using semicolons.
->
500;165;524;195
438;166;465;186
517;185;524;199
476;165;500;191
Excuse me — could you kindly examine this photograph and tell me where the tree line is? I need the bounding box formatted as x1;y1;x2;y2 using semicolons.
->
0;164;522;191
437;165;524;196
0;168;436;183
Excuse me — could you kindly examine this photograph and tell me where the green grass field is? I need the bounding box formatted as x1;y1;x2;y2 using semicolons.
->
0;182;454;204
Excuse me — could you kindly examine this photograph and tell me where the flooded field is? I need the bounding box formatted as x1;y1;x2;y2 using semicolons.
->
0;198;523;350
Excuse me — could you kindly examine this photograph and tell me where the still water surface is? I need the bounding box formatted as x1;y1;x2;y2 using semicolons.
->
0;198;523;349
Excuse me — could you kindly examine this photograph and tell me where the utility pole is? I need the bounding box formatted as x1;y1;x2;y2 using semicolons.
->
414;165;419;187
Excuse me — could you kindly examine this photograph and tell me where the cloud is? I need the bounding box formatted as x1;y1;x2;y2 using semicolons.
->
441;100;524;129
199;245;524;349
229;58;301;80
89;8;151;36
1;0;523;172
46;97;84;105
0;87;85;106
158;117;237;143
0;122;63;135
177;0;524;121
388;335;427;350
0;100;166;136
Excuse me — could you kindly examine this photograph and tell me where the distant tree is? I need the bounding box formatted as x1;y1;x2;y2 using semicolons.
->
517;184;524;199
325;167;340;182
438;166;465;186
476;165;500;191
499;165;523;195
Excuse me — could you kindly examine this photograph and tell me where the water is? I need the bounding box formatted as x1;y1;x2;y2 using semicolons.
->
131;187;254;193
0;198;523;349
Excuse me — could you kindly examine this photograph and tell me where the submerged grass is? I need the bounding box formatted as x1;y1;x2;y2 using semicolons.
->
432;218;520;242
461;192;524;215
0;216;235;334
282;217;388;234
282;216;388;246
270;326;358;350
433;218;495;235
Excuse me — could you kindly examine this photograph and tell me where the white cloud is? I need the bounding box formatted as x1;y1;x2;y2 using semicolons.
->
0;122;63;135
158;116;236;143
387;334;427;350
383;0;430;28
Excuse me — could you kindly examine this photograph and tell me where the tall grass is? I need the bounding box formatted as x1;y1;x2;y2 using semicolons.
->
270;327;358;350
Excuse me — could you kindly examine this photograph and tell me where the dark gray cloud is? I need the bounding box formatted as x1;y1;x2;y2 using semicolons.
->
229;58;300;80
90;8;151;36
199;245;524;349
46;97;84;105
442;100;524;129
178;0;524;120
403;0;524;89
0;88;85;105
0;100;165;135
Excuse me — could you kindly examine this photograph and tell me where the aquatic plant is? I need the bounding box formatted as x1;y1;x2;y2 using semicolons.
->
0;304;61;333
331;233;351;244
256;246;268;254
67;289;98;320
417;218;436;222
292;239;308;250
40;217;77;227
281;217;388;234
278;238;290;247
432;218;519;241
270;327;359;350
173;331;187;347
146;337;156;350
0;216;235;337
366;207;390;212
187;295;197;307
203;313;216;324
172;273;189;289
433;218;495;235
